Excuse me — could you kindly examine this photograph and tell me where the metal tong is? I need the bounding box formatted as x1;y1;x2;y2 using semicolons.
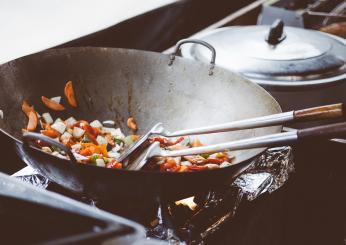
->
120;103;343;163
126;103;345;170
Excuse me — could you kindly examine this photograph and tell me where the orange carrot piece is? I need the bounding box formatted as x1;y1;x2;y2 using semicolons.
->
41;96;65;111
26;111;38;131
42;128;60;138
127;117;138;131
22;100;33;117
64;80;77;107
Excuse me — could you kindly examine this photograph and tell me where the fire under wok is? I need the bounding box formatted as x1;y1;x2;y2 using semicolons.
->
0;40;283;201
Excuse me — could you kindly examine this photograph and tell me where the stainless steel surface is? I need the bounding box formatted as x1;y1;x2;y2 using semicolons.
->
129;131;298;170
167;111;294;137
122;112;294;164
169;39;216;75
306;10;346;19
180;26;346;88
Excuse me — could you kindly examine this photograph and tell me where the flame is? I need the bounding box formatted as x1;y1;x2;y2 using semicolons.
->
175;196;197;210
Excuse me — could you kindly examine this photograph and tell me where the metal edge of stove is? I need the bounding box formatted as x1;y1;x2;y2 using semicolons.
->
0;172;146;244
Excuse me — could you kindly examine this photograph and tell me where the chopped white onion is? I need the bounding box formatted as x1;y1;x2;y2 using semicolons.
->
205;163;219;169
111;144;122;152
42;113;53;124
102;127;125;138
96;135;107;145
71;144;82;151
90;120;103;128
102;120;115;126
73;152;88;161
96;158;106;167
65;117;77;127
173;157;182;165
61;132;72;141
54;118;63;124
50;96;61;104
51;121;66;134
73;127;85;138
41;147;52;153
51;151;67;159
108;151;120;159
220;162;232;168
180;161;192;166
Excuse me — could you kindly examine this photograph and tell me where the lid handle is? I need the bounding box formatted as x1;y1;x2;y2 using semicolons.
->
266;19;286;45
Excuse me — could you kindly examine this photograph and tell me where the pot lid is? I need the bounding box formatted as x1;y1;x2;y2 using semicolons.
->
181;20;346;88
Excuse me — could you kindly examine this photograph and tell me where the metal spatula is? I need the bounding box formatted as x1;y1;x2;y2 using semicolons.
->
128;121;346;170
118;103;343;163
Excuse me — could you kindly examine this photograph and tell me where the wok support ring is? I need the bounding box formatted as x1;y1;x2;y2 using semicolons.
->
169;39;216;75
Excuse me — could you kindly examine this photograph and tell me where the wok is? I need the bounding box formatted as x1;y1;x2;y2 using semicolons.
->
0;40;282;201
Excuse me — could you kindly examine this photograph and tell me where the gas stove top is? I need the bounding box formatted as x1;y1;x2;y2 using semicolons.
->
13;147;294;244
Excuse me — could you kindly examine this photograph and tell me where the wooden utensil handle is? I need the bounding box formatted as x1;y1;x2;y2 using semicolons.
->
297;121;346;140
294;103;343;121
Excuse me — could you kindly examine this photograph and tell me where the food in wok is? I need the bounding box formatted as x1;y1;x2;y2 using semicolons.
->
22;81;234;172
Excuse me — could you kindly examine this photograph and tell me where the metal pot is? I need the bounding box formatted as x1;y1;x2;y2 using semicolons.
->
180;20;346;113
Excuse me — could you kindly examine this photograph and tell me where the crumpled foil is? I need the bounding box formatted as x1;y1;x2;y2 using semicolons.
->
233;146;294;201
12;166;50;189
12;146;294;245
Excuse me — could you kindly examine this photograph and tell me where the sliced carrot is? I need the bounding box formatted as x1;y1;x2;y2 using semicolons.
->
41;96;65;111
26;111;38;131
131;135;140;142
64;80;77;107
191;139;204;147
107;161;122;169
127;117;138;131
178;165;189;172
22;100;33;117
42;128;60;138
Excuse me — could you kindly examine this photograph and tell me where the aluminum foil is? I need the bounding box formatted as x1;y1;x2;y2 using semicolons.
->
12;166;50;189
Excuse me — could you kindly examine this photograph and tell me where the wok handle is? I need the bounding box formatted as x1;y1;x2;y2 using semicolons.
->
297;121;346;140
294;103;344;121
169;39;216;75
167;103;344;137
162;122;346;157
22;132;77;164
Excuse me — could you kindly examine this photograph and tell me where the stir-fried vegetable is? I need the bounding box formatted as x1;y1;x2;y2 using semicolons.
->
41;96;65;111
64;80;78;107
127;117;138;131
21;80;235;172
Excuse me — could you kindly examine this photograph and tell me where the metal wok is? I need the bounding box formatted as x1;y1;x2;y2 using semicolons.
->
0;40;281;201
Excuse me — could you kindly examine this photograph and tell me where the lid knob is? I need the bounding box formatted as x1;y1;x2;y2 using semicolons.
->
266;19;286;45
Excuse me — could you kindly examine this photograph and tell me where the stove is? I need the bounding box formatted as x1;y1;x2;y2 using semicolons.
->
14;146;294;244
2;1;346;244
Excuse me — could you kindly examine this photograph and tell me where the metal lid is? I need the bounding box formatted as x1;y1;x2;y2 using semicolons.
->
181;21;346;88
